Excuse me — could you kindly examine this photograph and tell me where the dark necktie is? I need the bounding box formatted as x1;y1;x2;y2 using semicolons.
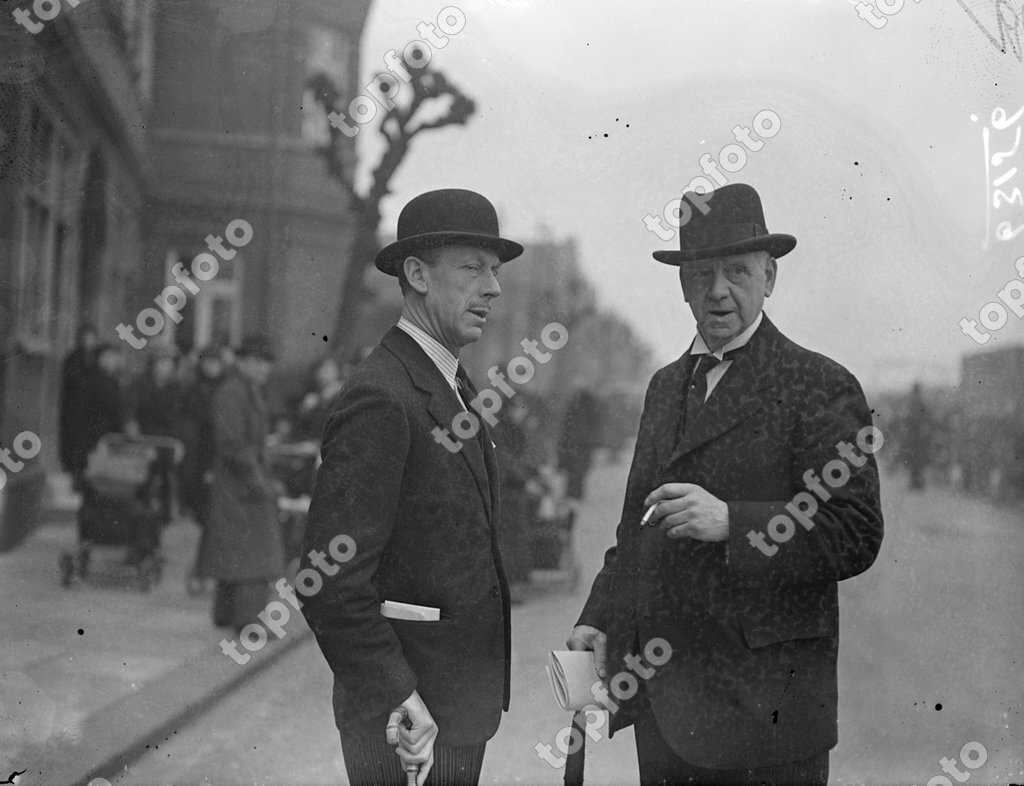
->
455;367;473;412
455;366;490;452
678;347;744;442
684;354;722;426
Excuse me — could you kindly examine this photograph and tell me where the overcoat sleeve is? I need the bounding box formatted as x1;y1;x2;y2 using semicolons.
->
575;376;661;632
726;365;883;586
299;380;419;717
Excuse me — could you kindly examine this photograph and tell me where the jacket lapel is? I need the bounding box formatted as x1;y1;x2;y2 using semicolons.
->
382;328;494;523
653;355;694;467
666;316;779;466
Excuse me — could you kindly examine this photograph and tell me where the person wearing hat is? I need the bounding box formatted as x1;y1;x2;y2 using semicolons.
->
300;189;523;785
567;183;884;784
200;334;285;631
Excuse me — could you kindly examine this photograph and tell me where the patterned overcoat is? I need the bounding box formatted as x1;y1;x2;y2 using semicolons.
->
578;315;884;769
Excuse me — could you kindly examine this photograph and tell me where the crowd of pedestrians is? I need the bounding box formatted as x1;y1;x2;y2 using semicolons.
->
57;324;612;630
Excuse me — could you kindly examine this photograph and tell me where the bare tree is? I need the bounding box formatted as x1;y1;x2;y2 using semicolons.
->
306;64;474;355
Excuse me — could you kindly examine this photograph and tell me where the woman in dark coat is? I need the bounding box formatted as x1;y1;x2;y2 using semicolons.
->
198;336;284;632
72;343;126;473
556;388;603;501
179;344;226;523
131;349;182;439
130;348;183;520
182;344;227;595
59;324;99;487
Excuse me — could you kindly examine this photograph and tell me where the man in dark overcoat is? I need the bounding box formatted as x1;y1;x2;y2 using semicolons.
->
300;189;523;786
200;335;284;632
568;183;884;785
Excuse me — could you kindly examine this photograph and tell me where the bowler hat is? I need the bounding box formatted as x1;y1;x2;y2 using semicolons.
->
375;189;524;276
652;183;796;265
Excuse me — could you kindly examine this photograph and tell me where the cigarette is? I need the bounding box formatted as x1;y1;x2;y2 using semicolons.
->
640;504;658;526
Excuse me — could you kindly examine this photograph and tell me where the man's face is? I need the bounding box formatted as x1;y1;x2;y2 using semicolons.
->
680;251;776;351
410;245;502;353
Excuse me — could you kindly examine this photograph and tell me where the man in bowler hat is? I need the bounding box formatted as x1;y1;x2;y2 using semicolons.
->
567;183;884;784
301;189;522;785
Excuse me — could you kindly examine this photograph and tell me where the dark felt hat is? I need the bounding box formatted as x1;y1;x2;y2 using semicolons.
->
375;189;524;276
653;183;796;265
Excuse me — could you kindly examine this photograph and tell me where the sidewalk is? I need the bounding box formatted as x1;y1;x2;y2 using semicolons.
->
0;492;310;786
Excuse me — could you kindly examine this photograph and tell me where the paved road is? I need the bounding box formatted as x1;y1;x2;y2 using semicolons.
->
121;452;1023;785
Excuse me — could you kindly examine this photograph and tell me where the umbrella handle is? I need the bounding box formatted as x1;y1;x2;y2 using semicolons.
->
563;709;587;786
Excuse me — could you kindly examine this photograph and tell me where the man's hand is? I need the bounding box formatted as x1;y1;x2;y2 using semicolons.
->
645;483;729;542
396;689;438;786
566;624;608;679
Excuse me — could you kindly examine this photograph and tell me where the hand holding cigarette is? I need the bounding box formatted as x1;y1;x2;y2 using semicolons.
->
640;503;658;526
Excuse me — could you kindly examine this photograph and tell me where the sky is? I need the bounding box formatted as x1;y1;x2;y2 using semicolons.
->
354;0;1024;392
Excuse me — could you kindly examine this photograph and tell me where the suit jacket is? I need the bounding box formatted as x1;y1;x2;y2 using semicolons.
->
301;327;511;747
578;315;883;769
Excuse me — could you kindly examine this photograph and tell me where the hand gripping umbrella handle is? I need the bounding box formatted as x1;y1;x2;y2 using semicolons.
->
386;707;419;786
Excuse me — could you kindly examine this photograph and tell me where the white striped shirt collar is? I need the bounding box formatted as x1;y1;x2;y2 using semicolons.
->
396;316;459;390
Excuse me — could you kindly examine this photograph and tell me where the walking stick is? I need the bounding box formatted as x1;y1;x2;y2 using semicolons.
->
386;707;419;786
563;709;587;786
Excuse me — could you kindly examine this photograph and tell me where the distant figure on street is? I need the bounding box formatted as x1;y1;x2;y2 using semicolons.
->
129;346;183;520
199;335;284;633
900;381;933;490
293;356;345;441
495;398;535;603
556;387;602;501
301;189;523;786
70;343;127;488
181;343;227;595
180;342;227;525
129;346;182;438
59;324;100;489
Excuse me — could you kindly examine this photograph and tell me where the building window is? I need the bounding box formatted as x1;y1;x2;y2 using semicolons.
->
301;25;351;145
163;249;243;353
14;104;82;351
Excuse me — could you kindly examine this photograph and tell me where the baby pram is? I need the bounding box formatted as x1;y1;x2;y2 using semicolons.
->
59;433;184;592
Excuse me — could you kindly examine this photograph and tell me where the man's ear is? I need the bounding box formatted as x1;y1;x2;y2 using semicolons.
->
763;256;778;298
403;255;430;295
679;267;692;303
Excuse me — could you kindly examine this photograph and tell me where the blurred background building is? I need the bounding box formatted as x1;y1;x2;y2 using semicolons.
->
0;0;651;549
0;0;371;548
